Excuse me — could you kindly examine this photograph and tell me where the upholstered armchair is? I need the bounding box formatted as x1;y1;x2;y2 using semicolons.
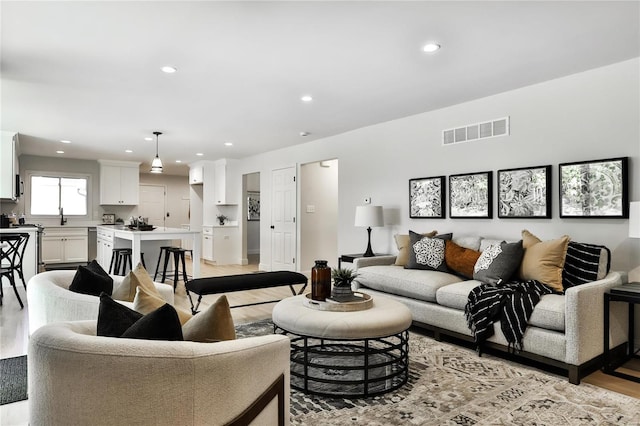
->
28;320;290;425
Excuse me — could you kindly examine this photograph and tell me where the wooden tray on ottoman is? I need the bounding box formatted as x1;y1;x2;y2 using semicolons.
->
303;292;373;312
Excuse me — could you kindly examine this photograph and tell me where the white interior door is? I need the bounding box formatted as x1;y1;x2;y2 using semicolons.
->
138;185;166;227
271;166;296;271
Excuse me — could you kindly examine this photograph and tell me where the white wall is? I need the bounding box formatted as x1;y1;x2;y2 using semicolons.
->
137;173;190;228
300;159;339;273
231;59;639;277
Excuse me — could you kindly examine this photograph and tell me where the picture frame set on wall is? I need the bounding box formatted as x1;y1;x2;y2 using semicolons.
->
408;156;628;220
559;157;628;219
449;171;493;219
409;176;445;219
247;191;260;221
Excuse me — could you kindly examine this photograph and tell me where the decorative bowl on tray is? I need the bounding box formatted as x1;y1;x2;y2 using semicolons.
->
127;224;156;231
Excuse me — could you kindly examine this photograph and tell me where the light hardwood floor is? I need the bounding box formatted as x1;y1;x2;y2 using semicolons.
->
1;258;638;425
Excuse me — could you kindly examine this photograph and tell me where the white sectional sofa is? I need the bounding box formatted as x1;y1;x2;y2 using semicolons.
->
353;241;628;384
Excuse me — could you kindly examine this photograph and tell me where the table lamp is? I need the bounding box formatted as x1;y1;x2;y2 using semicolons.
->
355;205;384;257
630;201;640;238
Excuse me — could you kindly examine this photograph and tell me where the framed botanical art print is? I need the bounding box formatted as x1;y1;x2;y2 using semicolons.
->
247;191;260;221
409;176;445;218
559;157;628;218
449;171;493;218
498;165;551;218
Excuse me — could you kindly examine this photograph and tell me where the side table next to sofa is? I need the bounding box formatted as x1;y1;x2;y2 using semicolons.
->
603;282;640;383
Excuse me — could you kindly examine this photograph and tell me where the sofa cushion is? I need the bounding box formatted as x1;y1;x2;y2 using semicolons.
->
445;240;482;279
436;281;566;332
69;260;114;297
562;241;611;290
133;285;192;325
120;303;184;341
394;231;437;266
519;230;570;292
97;292;143;337
406;231;452;272
112;263;161;302
473;240;524;285
182;295;236;342
452;236;482;251
356;265;461;303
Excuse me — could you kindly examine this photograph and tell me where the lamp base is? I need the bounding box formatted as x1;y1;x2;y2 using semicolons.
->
363;227;375;257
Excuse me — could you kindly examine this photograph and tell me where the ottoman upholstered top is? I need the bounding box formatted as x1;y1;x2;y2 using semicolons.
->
272;294;412;339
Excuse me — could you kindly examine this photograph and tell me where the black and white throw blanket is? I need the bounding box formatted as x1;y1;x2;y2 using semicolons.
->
464;280;553;353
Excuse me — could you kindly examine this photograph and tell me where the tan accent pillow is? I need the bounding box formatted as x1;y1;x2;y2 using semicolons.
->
445;240;482;279
112;263;161;302
519;230;570;292
133;285;192;325
182;295;236;342
394;230;437;266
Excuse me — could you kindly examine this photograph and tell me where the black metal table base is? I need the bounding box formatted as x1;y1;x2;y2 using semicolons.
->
275;325;409;398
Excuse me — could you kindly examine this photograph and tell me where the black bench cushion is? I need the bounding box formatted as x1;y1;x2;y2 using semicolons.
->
186;271;308;295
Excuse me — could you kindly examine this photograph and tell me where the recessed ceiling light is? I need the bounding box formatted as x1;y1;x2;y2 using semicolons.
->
301;95;313;102
161;66;177;73
422;43;441;53
300;131;310;137
60;140;71;144
125;149;133;153
56;150;64;154
144;137;153;141
175;160;182;163
196;153;204;156
224;142;233;147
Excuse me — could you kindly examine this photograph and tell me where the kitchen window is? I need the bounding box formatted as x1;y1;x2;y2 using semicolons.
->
28;172;89;217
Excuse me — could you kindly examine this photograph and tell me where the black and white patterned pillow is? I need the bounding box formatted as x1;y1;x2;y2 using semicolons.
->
405;230;452;271
473;240;524;285
562;241;610;290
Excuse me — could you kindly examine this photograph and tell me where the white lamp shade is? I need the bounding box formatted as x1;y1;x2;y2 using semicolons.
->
630;201;640;238
150;156;163;174
355;205;383;227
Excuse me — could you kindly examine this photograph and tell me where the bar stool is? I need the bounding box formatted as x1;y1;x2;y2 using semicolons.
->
0;232;30;308
154;246;176;281
162;247;189;291
109;248;146;276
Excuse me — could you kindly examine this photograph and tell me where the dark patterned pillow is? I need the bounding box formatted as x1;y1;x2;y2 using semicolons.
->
405;231;452;272
562;241;610;290
473;240;524;285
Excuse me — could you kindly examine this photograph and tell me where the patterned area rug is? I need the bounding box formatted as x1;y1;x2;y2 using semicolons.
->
236;320;640;425
0;355;27;405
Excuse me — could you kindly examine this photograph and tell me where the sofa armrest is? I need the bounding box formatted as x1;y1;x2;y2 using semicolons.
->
353;255;397;270
564;271;624;365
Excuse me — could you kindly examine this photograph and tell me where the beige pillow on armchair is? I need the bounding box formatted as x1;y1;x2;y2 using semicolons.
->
394;230;437;266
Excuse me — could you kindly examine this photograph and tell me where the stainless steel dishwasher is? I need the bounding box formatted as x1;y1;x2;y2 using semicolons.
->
88;227;97;261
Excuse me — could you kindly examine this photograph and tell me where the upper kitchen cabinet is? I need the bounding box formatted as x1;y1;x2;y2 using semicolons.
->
189;163;204;185
1;131;20;201
213;159;238;205
98;160;140;205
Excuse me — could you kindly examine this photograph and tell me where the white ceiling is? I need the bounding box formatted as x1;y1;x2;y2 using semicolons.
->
2;1;639;175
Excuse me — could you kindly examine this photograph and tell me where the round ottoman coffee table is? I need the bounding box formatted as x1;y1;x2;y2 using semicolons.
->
272;294;412;398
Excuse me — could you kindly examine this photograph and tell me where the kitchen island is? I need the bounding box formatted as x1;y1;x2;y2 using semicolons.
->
98;226;201;278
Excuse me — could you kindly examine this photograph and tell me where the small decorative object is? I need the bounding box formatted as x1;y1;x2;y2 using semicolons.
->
498;165;551;218
247;192;260;221
409;176;445;218
311;260;331;301
449;171;493;218
216;214;228;225
330;267;359;301
354;205;384;257
559;157;628;218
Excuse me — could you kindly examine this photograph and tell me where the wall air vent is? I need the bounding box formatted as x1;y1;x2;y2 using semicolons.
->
442;116;509;145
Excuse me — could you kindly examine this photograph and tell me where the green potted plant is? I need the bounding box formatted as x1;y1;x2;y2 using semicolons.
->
331;267;359;301
216;214;228;226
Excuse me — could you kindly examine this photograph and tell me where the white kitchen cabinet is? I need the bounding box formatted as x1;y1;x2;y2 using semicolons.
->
42;227;88;264
213;226;239;265
96;227;115;270
1;131;19;201
213;159;238;205
98;160;140;205
202;226;213;261
189;164;204;185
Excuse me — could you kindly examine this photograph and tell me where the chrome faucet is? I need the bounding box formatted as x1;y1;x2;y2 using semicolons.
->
60;207;67;225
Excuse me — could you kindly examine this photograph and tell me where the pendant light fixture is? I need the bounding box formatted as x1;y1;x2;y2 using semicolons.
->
150;131;163;174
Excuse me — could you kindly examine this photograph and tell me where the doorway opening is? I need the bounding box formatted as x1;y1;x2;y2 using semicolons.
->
243;172;260;266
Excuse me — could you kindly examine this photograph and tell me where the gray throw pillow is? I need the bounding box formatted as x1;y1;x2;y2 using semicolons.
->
405;231;452;272
473;240;523;284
